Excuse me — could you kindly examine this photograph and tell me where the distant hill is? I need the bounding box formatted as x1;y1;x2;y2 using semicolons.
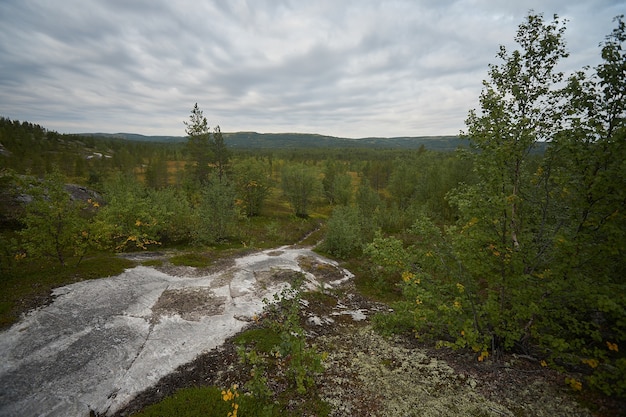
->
80;133;186;143
82;132;467;150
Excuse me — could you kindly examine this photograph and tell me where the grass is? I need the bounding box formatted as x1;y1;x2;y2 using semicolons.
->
132;384;330;417
169;252;214;268
131;385;285;417
240;213;323;248
234;327;282;353
302;290;337;309
141;259;164;267
0;253;135;329
342;258;403;304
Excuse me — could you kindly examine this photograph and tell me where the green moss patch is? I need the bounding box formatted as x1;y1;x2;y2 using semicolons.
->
0;254;135;329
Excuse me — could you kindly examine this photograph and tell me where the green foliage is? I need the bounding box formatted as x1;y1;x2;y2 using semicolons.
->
91;173;162;251
388;159;419;210
169;252;213;268
370;13;626;398
233;158;272;217
130;386;251;417
238;275;326;401
280;163;321;218
0;117;183;183
148;186;194;245
212;125;231;182
363;231;409;276
18;169;91;266
322;160;353;205
93;175;193;250
184;103;213;185
234;328;282;353
0;254;134;328
361;231;410;297
144;151;169;189
535;16;626;396
320;205;362;258
183;104;231;185
193;180;239;244
354;178;383;241
452;12;584;355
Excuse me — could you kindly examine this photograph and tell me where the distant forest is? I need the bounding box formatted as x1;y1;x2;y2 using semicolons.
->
82;130;467;150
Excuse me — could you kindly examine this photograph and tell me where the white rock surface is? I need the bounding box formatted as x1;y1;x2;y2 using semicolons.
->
0;246;351;417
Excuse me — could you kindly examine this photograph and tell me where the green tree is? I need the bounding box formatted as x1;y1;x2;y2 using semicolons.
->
377;13;626;397
322;161;353;205
355;177;383;242
148;186;194;245
320;205;362;258
92;173;161;251
194;180;238;244
19;170;90;266
280;163;321;218
233;158;272;217
362;160;391;191
542;15;626;396
443;12;570;352
184;103;213;185
145;151;169;189
212;125;230;183
388;159;419;210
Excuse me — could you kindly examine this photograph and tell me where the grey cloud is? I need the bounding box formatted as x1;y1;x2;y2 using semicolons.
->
0;0;623;138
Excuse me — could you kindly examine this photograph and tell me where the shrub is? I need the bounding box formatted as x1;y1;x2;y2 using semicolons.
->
320;205;362;258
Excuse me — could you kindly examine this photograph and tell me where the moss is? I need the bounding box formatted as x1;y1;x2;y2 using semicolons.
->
169;252;214;268
0;253;134;329
234;327;282;354
132;385;289;417
141;259;163;267
316;326;592;417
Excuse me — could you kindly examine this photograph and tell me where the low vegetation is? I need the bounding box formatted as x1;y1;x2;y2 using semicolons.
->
0;254;134;328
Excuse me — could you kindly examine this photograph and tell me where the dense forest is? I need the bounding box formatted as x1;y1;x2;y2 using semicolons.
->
1;12;624;407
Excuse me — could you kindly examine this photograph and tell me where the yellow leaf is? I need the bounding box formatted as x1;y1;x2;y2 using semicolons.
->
607;341;619;352
565;377;582;391
582;358;599;368
402;271;415;283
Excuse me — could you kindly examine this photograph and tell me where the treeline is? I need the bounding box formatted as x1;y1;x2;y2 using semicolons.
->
0;109;470;264
0;117;184;185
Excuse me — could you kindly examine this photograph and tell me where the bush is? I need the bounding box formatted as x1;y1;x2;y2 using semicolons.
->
320;205;362;258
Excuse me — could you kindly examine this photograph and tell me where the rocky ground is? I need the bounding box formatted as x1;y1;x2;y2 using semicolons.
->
112;259;625;417
4;245;623;417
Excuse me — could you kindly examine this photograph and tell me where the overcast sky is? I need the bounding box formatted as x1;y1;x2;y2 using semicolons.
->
0;0;623;138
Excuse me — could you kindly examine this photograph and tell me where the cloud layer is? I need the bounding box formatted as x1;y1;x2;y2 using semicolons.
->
0;0;623;138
